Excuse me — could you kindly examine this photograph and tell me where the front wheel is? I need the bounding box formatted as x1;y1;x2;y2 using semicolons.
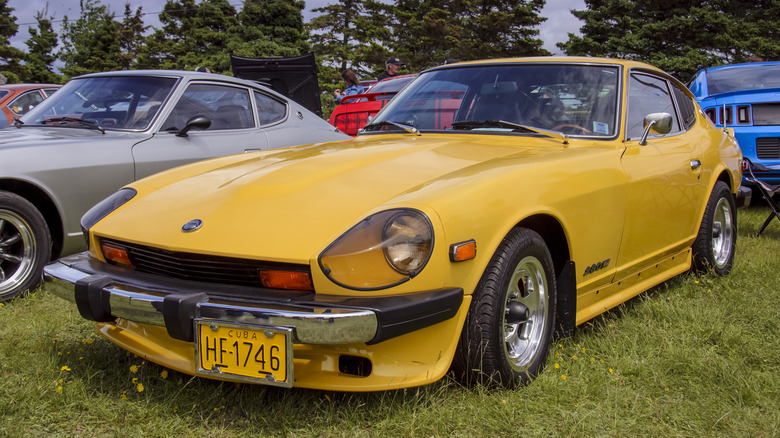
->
692;181;736;275
453;228;556;387
0;191;52;301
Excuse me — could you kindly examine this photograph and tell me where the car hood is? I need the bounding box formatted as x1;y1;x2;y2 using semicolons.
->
0;126;146;150
97;133;568;263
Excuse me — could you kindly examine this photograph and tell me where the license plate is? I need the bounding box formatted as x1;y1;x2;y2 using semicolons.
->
195;320;293;387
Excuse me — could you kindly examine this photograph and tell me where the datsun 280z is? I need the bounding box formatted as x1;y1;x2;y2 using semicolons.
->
45;57;747;391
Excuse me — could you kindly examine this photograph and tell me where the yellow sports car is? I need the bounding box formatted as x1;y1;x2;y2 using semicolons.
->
45;57;748;391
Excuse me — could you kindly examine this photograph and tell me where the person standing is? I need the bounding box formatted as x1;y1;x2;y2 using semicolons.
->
377;57;402;81
333;69;365;104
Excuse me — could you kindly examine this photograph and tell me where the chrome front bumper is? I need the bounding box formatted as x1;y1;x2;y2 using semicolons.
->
44;252;462;345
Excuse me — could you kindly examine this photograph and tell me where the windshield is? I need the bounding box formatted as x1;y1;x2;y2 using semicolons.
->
365;64;620;137
369;75;416;94
21;76;177;130
705;64;780;95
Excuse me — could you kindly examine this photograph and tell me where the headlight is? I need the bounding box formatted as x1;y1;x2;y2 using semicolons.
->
318;209;434;290
80;188;137;245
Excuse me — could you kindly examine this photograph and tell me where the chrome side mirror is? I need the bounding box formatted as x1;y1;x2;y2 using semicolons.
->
639;112;673;145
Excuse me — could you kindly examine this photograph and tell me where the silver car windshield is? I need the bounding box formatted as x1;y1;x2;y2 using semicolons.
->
364;64;620;137
21;76;177;130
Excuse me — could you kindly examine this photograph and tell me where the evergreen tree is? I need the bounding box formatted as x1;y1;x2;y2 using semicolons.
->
559;0;780;79
0;0;27;83
58;0;122;78
234;0;309;58
390;0;548;72
142;0;238;73
117;3;148;70
24;7;61;84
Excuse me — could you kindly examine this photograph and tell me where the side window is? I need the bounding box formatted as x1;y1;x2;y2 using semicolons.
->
254;91;286;125
162;84;253;131
672;85;696;130
8;91;45;116
625;73;680;140
43;88;59;97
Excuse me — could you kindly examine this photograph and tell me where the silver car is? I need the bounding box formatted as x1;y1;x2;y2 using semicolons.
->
0;70;348;300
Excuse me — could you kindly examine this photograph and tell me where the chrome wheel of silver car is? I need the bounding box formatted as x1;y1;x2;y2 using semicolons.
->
503;255;549;372
0;191;51;301
692;181;736;276
453;227;556;387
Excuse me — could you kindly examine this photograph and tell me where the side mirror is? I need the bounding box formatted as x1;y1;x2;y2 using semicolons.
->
639;112;673;145
176;116;211;137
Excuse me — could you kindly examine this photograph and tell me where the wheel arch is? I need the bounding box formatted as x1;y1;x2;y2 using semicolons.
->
514;213;576;337
0;178;63;259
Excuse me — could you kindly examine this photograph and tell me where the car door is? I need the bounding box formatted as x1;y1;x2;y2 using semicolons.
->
616;72;707;275
131;81;271;179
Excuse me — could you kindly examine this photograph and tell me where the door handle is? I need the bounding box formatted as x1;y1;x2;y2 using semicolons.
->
690;159;702;170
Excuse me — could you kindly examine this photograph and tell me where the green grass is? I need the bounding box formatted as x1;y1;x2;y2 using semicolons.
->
1;205;779;437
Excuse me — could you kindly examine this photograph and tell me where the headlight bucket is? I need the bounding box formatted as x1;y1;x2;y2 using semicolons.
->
80;188;137;246
319;209;434;291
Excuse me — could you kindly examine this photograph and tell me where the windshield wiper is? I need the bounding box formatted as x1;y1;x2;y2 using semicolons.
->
451;120;569;144
40;117;106;134
12;117;23;128
361;120;421;136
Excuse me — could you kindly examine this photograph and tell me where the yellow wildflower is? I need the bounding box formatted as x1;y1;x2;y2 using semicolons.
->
554;363;560;369
609;368;614;374
161;370;169;379
121;392;127;400
56;386;62;393
137;383;144;393
561;375;567;381
60;366;71;371
130;365;139;374
132;377;138;384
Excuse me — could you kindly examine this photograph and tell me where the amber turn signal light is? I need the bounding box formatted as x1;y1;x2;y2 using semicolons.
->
450;239;476;262
259;270;314;290
101;243;132;266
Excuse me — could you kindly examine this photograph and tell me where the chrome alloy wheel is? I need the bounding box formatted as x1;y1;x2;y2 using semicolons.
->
711;197;734;269
0;210;36;295
502;255;548;371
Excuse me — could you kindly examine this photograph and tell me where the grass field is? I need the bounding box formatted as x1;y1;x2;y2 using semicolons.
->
1;204;779;437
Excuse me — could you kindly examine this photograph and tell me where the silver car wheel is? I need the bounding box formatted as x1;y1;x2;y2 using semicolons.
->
0;210;36;295
503;255;548;371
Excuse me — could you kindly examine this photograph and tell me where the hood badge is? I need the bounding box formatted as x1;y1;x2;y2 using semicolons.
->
182;219;203;232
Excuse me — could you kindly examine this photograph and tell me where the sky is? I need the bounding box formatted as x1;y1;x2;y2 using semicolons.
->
7;0;586;56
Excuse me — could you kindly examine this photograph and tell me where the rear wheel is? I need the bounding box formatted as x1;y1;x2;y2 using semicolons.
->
0;191;51;301
692;181;736;275
453;228;556;387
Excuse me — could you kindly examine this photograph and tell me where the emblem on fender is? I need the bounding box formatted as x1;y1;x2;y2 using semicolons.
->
182;219;203;232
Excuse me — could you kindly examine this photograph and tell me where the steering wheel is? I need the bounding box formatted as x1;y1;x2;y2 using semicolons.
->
551;123;592;134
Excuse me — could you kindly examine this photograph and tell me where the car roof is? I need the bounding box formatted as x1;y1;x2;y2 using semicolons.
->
699;61;780;73
0;83;61;90
431;56;664;71
74;70;260;87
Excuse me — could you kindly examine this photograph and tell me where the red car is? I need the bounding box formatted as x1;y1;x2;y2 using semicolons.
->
329;74;416;136
0;84;61;127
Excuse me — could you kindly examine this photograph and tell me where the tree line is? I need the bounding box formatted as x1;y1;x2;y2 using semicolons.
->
1;0;778;104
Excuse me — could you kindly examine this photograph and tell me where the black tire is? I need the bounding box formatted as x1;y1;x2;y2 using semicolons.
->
691;181;736;276
0;191;51;301
453;227;556;387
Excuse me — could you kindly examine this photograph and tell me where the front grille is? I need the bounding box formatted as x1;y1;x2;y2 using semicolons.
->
756;138;780;159
100;238;310;287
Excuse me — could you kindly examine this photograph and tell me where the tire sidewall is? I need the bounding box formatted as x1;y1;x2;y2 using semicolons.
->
459;228;556;387
0;191;51;301
692;181;736;276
